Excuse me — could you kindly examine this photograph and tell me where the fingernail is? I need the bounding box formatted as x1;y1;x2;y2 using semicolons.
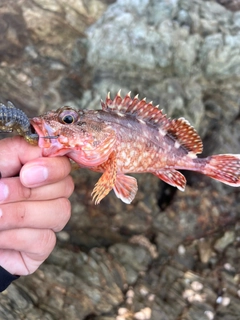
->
21;166;48;186
0;181;9;202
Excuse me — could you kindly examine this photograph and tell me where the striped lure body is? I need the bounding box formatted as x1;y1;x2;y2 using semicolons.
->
0;102;38;144
30;91;240;204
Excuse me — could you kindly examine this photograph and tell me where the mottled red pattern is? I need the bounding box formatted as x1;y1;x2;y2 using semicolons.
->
31;92;240;204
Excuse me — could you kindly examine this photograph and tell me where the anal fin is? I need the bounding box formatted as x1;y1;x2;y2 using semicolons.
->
113;174;138;204
154;169;186;191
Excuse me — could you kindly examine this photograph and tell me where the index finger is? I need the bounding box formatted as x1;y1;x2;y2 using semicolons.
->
0;136;42;178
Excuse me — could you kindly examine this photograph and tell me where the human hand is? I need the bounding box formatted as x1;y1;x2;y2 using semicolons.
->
0;136;74;276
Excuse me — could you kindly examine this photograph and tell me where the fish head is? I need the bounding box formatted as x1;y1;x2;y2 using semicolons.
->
30;106;116;166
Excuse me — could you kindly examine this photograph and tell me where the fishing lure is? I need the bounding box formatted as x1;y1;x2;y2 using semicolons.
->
0;101;38;144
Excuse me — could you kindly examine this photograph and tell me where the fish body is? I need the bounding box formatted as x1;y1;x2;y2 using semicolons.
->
30;92;240;204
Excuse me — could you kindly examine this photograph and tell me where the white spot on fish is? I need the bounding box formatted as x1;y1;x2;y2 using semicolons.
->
128;133;133;139
117;159;124;167
124;157;131;166
187;152;197;159
120;142;126;149
174;141;180;149
130;149;135;157
116;112;125;117
121;151;127;159
103;149;109;155
159;128;166;136
143;131;149;138
133;160;138;167
138;119;146;124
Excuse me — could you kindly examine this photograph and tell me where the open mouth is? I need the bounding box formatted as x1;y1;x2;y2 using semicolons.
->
29;124;39;137
30;119;60;148
30;119;60;138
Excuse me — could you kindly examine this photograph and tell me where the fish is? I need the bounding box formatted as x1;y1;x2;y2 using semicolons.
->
0;101;38;144
30;91;240;204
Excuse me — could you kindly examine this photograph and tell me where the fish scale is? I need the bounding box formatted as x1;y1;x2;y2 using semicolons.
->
29;91;240;204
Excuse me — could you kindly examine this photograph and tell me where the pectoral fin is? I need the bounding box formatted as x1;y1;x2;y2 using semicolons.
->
91;152;117;204
154;169;186;191
113;174;138;204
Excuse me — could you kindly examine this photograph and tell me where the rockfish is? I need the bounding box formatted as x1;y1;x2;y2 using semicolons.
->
30;92;240;204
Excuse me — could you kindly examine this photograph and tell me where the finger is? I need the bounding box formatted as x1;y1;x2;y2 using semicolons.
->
0;198;71;232
0;228;56;275
0;249;29;275
20;156;72;188
0;176;74;203
0;136;42;178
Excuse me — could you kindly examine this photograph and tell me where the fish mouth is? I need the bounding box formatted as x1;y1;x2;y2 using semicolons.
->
30;119;60;149
30;118;78;157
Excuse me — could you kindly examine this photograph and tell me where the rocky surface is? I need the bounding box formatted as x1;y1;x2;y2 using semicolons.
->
0;0;240;319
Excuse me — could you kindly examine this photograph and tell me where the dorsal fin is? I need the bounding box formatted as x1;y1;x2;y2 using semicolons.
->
101;92;203;154
166;118;203;154
101;91;168;126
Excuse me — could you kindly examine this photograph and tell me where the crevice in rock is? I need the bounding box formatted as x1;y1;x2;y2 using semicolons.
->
157;181;178;210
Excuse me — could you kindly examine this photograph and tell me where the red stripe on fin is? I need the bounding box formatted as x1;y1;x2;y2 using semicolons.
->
204;154;240;186
154;169;186;191
113;174;138;204
165;118;203;154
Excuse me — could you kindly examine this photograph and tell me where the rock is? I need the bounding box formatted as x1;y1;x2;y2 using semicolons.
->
214;231;235;252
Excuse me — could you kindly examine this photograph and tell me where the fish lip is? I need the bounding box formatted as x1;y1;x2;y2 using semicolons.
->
30;118;60;148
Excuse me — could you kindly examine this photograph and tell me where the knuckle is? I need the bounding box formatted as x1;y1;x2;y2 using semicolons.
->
61;198;72;219
37;229;56;253
20;185;32;200
65;176;75;197
51;157;71;177
53;198;71;232
61;157;71;175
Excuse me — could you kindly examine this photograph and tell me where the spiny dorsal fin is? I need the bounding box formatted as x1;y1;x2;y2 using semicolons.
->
101;91;168;126
166;118;203;154
101;92;203;154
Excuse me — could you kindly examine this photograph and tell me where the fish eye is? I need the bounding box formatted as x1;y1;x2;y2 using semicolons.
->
58;108;79;124
62;114;74;124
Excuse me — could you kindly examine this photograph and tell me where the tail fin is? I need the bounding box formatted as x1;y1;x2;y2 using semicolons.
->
204;154;240;186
